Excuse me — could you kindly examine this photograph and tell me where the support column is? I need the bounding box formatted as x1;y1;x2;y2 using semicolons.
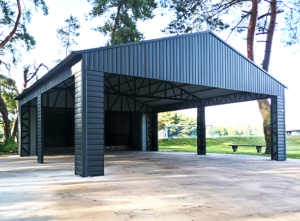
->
75;55;105;177
37;95;44;163
141;113;147;151
271;96;286;161
197;106;206;155
147;112;158;151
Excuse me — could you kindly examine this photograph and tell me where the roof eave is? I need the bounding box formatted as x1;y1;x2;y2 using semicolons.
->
15;52;82;101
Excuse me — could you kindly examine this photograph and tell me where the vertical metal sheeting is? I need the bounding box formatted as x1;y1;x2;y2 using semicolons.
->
85;70;105;176
86;32;285;97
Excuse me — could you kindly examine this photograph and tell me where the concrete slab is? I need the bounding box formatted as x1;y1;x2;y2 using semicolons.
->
1;152;300;221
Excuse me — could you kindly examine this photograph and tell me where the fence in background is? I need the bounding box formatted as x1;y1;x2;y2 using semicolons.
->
158;125;216;139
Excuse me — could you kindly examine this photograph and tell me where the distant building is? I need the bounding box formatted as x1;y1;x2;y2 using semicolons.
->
286;130;300;136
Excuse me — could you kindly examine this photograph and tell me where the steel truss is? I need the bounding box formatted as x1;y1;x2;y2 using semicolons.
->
43;77;75;110
20;103;30;156
104;74;205;112
147;112;158;151
154;92;273;112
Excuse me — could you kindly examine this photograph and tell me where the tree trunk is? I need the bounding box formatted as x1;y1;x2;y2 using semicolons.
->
111;5;122;44
0;0;21;49
259;0;277;154
247;0;258;61
0;77;11;140
11;104;19;137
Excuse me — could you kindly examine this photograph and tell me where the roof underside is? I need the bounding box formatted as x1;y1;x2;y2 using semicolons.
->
104;73;243;107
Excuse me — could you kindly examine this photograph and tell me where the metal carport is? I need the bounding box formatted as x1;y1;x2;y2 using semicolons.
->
15;31;287;177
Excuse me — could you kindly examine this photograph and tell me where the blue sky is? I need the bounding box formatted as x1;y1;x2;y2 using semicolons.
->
6;0;300;129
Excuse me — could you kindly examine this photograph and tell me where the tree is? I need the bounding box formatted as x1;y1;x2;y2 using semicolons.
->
161;0;299;154
10;63;50;137
0;0;48;140
87;0;157;45
158;111;196;130
0;76;19;138
56;15;81;58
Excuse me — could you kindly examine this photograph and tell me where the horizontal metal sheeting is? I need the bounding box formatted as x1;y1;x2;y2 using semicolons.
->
86;32;285;97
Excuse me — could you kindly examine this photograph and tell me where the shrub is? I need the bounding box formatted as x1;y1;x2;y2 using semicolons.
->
0;137;18;153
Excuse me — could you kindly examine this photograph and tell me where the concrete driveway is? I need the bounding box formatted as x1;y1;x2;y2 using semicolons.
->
1;152;300;221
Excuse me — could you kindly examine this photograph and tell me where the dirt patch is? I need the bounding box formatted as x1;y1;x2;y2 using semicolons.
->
1;152;300;220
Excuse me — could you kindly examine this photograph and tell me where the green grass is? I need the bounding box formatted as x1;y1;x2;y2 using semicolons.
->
159;136;300;159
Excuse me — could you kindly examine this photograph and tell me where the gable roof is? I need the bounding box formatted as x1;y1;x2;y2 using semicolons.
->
16;31;286;101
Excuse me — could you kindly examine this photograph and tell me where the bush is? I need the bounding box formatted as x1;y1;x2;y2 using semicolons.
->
0;137;18;153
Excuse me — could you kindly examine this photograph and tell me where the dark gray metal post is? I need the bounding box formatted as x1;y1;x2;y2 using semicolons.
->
271;96;286;161
147;112;158;151
37;95;44;163
18;104;22;157
197;106;206;155
75;54;105;177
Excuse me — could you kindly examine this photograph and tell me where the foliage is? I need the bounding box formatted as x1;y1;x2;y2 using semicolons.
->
56;15;81;58
1;76;18;115
159;135;300;159
0;136;18;154
213;124;263;136
161;0;300;47
158;111;197;130
282;1;300;46
87;0;157;45
0;0;49;68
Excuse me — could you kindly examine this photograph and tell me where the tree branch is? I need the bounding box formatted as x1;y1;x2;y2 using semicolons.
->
258;10;283;20
0;60;11;73
0;0;21;49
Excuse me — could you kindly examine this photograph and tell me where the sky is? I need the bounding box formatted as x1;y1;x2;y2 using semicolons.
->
4;0;300;130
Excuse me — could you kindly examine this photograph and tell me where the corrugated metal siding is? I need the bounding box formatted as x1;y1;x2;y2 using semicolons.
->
30;107;37;156
86;32;284;97
277;95;286;160
75;55;105;177
85;70;105;176
37;95;43;163
75;69;83;176
19;59;81;106
271;92;286;161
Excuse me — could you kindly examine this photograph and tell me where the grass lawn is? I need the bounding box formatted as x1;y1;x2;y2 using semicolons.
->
159;135;300;159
